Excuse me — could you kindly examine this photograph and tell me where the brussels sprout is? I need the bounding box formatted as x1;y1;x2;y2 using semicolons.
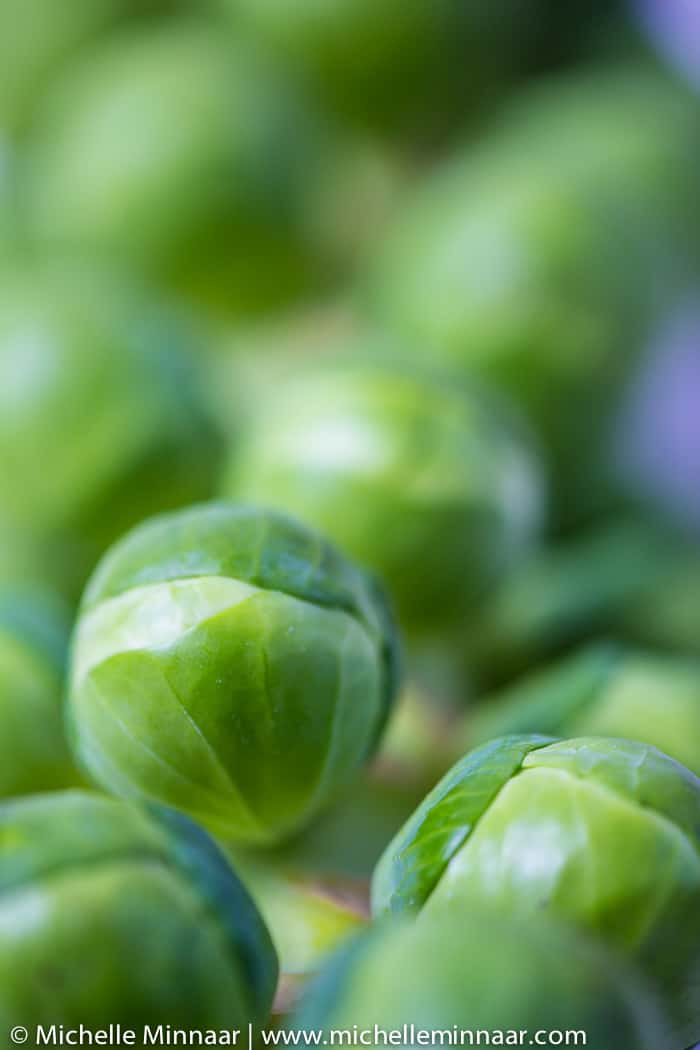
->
0;0;125;137
68;502;400;845
468;643;700;775
0;791;277;1030
26;19;323;315
0;140;18;254
468;519;700;692
223;363;545;634
229;0;536;136
0;589;82;797
292;910;671;1050
368;69;700;520
373;735;700;1047
620;555;700;657
462;518;695;689
0;1;190;138
217;695;445;1002
0;260;220;598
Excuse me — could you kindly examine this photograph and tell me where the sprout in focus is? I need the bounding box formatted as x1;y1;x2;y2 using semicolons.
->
292;910;672;1050
373;734;700;1048
25;18;323;315
368;69;700;521
0;791;277;1030
0;588;82;797
468;643;700;776
0;260;220;598
68;503;400;845
223;363;545;635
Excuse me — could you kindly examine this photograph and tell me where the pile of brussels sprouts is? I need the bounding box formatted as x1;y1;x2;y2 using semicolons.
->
2;1;700;1049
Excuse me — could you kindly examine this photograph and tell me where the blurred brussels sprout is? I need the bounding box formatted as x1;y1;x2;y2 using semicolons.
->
0;260;220;598
468;643;700;775
68;502;400;845
26;19;323;315
368;68;700;521
0;140;17;253
0;0;126;137
373;735;700;1048
292;910;671;1050
0;589;82;797
0;791;277;1030
229;0;536;136
223;363;545;635
620;555;700;657
462;519;687;689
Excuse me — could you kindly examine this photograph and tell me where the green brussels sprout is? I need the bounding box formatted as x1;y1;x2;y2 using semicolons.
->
373;735;700;1048
461;519;687;689
621;554;700;658
219;690;450;1002
222;363;545;634
0;260;220;598
292;910;671;1050
68;502;400;845
26;19;323;315
461;519;700;690
0;791;277;1031
229;0;536;136
0;140;18;254
0;0;125;137
468;644;700;776
0;589;83;797
368;69;700;521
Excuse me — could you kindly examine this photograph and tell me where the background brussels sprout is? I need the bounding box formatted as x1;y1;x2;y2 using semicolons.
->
0;589;82;797
461;518;698;690
0;791;277;1030
68;502;400;845
467;643;700;775
227;0;537;136
25;18;324;315
0;140;19;255
0;0;126;138
292;910;671;1050
223;363;545;635
367;68;700;521
373;734;700;1048
619;556;700;658
0;260;220;599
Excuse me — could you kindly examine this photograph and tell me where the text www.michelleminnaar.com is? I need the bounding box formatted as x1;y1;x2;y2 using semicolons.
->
9;1024;587;1047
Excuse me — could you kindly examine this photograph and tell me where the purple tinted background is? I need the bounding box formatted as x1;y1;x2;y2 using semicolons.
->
616;302;700;532
634;0;700;85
